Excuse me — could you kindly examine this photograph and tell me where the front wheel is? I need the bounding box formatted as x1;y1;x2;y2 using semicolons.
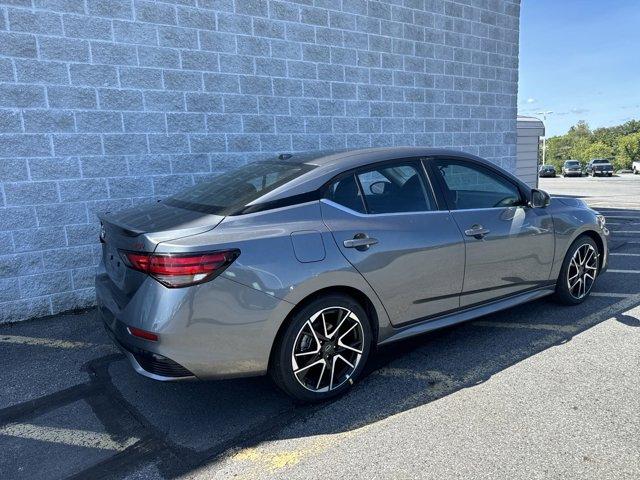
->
270;294;373;402
553;236;600;305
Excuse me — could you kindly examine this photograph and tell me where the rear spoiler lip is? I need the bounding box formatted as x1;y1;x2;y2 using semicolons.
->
97;211;145;236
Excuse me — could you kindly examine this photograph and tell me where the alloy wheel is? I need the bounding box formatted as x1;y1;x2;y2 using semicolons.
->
291;306;364;393
567;243;598;299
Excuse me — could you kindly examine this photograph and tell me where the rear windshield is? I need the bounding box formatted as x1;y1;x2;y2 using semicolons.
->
565;161;579;166
592;159;609;164
165;161;315;214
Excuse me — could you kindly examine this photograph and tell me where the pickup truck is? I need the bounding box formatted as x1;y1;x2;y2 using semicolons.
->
633;160;640;174
586;158;613;177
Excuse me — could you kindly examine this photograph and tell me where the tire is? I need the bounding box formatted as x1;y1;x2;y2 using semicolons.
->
270;293;373;402
553;235;600;305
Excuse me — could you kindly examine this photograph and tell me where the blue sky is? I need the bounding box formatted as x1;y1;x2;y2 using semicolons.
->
518;0;640;136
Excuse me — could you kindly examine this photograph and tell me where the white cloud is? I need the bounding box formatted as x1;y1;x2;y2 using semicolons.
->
526;98;536;104
570;108;589;114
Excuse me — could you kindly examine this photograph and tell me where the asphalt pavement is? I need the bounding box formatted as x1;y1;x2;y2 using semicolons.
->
0;174;639;480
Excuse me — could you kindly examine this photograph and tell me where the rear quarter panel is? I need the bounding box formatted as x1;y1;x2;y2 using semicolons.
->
155;201;392;363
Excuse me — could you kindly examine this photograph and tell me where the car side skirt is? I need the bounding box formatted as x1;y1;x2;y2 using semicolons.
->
378;284;556;345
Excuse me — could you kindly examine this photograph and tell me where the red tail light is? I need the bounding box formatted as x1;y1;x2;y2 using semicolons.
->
120;250;240;288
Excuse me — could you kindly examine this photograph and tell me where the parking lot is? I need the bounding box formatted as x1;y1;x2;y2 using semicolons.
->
1;175;639;480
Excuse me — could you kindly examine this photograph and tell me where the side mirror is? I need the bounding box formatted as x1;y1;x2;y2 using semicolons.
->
369;181;387;195
529;189;551;208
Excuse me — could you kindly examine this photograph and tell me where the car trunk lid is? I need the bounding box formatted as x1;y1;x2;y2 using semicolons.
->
98;201;224;295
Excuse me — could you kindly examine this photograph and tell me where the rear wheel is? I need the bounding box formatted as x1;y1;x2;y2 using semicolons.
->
553;236;599;305
270;294;373;402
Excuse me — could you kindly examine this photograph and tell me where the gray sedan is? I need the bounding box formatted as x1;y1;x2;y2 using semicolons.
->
96;148;609;402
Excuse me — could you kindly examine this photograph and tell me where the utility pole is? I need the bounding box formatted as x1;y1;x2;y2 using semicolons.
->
536;111;553;165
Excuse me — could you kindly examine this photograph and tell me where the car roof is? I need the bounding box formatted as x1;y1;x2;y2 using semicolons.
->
249;147;529;207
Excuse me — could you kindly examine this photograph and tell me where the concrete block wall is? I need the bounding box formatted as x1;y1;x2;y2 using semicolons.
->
0;0;520;323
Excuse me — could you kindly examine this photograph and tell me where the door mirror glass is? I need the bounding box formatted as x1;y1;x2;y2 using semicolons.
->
369;181;387;195
530;189;551;208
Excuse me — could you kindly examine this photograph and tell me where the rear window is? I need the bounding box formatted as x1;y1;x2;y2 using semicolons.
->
164;161;315;214
565;161;579;166
592;159;609;164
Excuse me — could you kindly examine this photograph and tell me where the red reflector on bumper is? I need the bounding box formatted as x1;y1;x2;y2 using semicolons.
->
127;326;158;342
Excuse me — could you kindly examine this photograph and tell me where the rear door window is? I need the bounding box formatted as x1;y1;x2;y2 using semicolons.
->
356;163;433;214
325;174;366;213
325;161;434;214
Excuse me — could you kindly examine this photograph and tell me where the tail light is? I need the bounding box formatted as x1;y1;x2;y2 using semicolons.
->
120;249;240;288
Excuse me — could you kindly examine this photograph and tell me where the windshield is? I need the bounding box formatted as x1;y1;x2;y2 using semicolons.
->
592;159;609;164
565;161;579;166
165;161;315;214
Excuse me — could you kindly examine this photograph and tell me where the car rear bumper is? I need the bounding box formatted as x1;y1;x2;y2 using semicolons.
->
102;313;196;381
95;265;292;380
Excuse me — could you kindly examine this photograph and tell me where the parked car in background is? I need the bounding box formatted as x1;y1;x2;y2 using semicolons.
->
586;159;613;176
539;164;557;178
562;160;583;177
633;160;640;174
96;147;609;402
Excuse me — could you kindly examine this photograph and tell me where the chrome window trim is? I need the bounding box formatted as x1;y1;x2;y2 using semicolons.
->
320;198;450;218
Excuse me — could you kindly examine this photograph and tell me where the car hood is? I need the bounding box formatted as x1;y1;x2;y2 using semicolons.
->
553;197;588;208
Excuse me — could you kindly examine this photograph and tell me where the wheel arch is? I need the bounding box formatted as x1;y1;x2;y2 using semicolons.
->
580;229;606;271
268;285;381;370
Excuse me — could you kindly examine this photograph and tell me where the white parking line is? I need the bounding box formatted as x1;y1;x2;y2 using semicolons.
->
607;269;640;274
590;292;635;298
612;231;640;234
0;423;139;451
0;335;96;349
610;253;640;257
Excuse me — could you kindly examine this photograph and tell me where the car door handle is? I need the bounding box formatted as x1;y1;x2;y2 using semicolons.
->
343;234;378;251
464;225;490;239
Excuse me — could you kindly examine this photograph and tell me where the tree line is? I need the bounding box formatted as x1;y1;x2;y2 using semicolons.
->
543;119;640;171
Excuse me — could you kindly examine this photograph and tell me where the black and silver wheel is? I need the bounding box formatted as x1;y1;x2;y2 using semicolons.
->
270;294;372;402
554;236;599;305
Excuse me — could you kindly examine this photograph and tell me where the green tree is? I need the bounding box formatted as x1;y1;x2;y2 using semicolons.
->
541;119;640;172
618;132;640;170
582;142;614;163
545;135;575;169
